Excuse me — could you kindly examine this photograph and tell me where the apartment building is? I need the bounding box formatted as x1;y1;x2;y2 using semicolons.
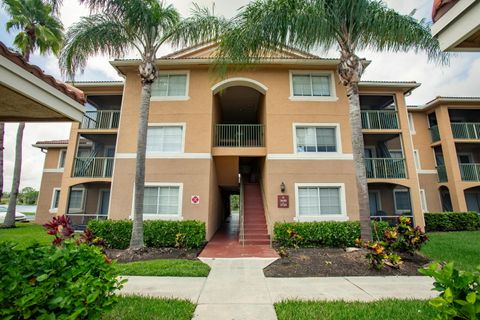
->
34;43;426;242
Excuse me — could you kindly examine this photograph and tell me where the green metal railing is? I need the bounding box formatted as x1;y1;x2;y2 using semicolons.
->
361;110;399;130
365;158;407;179
73;157;114;178
214;124;264;147
430;125;440;143
437;165;448;182
460;163;480;181
451;123;480;140
82;110;120;129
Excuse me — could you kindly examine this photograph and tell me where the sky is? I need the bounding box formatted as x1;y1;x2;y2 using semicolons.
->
1;0;479;192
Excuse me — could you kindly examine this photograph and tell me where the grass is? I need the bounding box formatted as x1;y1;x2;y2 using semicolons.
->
22;212;36;216
114;259;210;277
0;223;53;249
102;296;195;320
275;299;437;320
421;231;480;271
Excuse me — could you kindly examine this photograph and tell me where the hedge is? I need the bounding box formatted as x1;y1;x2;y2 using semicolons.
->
88;220;206;250
424;212;480;232
274;221;361;247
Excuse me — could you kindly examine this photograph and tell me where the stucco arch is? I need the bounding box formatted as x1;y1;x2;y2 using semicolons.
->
211;77;268;95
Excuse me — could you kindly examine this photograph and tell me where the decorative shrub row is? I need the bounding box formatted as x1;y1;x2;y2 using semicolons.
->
0;242;122;319
88;219;206;249
274;221;361;248
424;212;480;232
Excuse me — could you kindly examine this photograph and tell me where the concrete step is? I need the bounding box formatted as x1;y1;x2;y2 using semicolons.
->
243;239;271;245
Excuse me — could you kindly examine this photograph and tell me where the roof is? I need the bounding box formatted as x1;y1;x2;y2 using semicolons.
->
33;138;90;148
0;41;86;104
408;96;480;111
67;80;124;88
358;81;421;94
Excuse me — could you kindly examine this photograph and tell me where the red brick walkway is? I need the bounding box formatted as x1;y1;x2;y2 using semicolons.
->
199;215;278;258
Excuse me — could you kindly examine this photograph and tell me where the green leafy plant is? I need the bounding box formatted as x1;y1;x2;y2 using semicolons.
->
277;246;289;259
419;262;480;320
175;232;186;249
424;212;480;232
0;242;124;320
393;216;429;255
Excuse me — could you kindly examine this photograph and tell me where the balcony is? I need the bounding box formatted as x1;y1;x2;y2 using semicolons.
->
430;125;440;143
361;110;399;130
437;165;448;182
73;157;114;178
460;163;480;181
214;124;264;147
365;158;407;179
81;111;120;129
451;123;480;140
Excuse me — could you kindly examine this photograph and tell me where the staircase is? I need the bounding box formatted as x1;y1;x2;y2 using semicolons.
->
242;182;270;245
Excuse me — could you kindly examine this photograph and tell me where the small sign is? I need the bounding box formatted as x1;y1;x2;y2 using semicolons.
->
278;195;289;208
191;195;200;205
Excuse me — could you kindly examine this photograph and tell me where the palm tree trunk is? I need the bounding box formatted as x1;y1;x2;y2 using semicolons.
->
0;122;4;203
345;83;372;240
3;123;25;227
129;81;153;250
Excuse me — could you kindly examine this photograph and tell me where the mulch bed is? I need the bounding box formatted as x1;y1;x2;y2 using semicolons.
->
105;247;203;263
264;247;431;277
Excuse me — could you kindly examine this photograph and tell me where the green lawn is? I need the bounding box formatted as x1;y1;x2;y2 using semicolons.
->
0;223;53;248
275;300;436;320
103;296;195;320
114;259;210;277
421;231;480;271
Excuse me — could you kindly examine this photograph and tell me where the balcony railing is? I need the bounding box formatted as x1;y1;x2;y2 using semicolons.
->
214;124;264;147
451;123;480;140
73;157;114;178
81;110;120;129
460;163;480;181
437;165;448;182
361;110;399;130
365;158;407;179
430;125;440;143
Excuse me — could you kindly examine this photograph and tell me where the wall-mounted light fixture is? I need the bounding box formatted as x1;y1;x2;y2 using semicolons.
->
280;182;286;193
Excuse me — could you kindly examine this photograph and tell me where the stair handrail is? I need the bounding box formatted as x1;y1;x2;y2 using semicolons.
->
239;175;245;246
258;178;272;248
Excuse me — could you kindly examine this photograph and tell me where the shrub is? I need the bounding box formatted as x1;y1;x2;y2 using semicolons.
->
424;212;480;232
419;262;480;320
274;221;361;248
88;220;206;249
0;242;123;320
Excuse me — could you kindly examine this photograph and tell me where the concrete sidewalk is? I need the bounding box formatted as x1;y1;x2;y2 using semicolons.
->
120;258;437;320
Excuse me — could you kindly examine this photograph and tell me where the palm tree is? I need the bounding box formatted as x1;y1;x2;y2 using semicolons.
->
2;0;63;228
60;0;227;250
216;0;446;240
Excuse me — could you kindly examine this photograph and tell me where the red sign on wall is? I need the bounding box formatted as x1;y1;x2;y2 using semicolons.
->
277;195;289;208
191;195;200;205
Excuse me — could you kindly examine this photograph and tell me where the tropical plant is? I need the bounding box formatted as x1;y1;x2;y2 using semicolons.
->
60;0;227;250
2;0;63;228
216;0;447;240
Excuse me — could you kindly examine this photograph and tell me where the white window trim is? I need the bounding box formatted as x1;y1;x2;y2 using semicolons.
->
132;182;184;221
146;123;186;155
413;149;421;169
293;123;343;155
408;113;416;134
288;70;338;102
49;188;61;213
57;149;67;169
150;70;190;101
420;189;428;213
393;189;411;214
68;188;85;212
294;183;348;222
96;189;111;216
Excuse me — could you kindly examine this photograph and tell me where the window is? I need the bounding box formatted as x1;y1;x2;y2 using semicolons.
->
69;189;84;210
152;73;188;98
296;127;337;152
420;189;428;213
296;184;346;220
413;150;421;169
390;150;403;159
143;185;181;216
408;113;416;133
147;126;184;153
58;150;66;168
394;189;412;214
50;189;61;211
292;74;331;97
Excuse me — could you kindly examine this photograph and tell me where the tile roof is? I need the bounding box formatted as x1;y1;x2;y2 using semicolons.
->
0;41;86;104
34;138;89;146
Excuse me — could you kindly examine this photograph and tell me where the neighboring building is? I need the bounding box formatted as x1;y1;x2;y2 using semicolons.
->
409;97;480;213
431;0;480;51
35;44;425;242
0;41;85;122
